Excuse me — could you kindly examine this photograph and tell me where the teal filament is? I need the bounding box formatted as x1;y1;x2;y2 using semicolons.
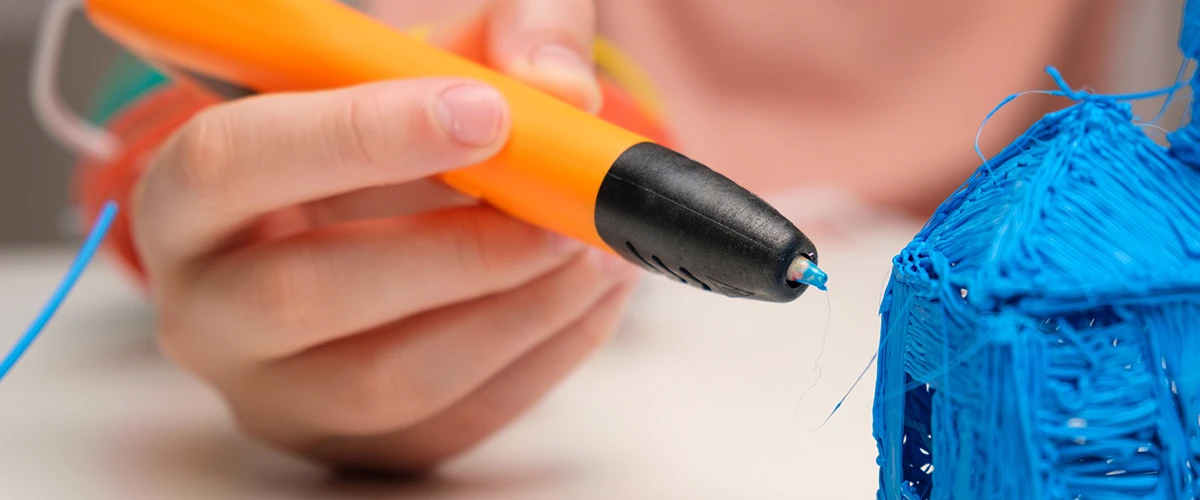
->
872;4;1200;497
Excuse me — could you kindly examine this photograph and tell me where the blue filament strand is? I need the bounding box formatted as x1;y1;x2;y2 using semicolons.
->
0;201;118;381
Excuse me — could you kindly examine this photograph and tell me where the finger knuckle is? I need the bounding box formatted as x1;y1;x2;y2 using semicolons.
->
440;209;555;285
172;110;239;205
227;403;275;444
154;312;195;369
566;0;597;30
153;299;213;377
572;297;627;353
334;352;433;434
225;392;300;449
446;211;495;281
329;92;396;170
575;321;615;352
250;248;333;332
526;300;563;335
522;0;596;45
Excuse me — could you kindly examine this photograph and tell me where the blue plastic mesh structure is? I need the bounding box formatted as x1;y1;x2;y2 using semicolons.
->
872;4;1200;498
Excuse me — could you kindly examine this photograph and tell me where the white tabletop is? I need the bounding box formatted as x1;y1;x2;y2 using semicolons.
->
0;214;919;500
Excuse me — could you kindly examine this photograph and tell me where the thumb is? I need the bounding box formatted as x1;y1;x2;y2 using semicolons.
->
431;0;601;114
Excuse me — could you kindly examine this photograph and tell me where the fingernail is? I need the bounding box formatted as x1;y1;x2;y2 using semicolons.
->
529;43;594;80
435;83;507;147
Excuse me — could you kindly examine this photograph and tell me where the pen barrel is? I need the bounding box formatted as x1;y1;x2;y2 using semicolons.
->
85;0;820;301
85;0;644;248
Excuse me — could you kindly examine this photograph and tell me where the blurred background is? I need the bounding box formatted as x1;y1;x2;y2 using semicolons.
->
1;0;117;243
0;0;1189;244
0;0;358;244
0;4;1191;498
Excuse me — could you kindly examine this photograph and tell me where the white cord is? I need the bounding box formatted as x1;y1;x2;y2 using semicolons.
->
29;0;119;162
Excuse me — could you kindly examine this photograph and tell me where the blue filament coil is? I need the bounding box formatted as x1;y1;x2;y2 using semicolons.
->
872;4;1200;498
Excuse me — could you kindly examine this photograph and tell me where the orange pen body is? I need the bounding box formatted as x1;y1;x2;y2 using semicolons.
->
83;0;820;303
85;0;644;249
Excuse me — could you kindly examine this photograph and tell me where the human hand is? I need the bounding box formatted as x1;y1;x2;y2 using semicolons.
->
132;0;638;472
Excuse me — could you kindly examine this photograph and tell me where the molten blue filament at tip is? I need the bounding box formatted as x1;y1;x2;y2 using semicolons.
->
788;256;828;291
799;262;829;291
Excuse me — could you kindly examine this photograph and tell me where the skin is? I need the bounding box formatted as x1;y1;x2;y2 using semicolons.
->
136;0;636;471
134;0;1115;472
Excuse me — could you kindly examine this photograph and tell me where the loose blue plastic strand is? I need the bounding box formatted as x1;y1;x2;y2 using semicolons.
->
1141;59;1190;126
973;67;1189;174
0;201;118;381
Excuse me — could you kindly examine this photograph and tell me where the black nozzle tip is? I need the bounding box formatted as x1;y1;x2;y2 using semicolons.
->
595;142;818;302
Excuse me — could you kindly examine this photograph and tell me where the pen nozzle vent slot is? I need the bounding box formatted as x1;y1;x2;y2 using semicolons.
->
625;241;712;291
596;143;814;302
677;267;711;291
624;242;657;273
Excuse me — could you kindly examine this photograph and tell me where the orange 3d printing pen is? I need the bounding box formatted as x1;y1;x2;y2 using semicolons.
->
83;0;824;302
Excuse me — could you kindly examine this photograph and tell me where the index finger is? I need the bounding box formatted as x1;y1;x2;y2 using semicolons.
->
133;78;510;271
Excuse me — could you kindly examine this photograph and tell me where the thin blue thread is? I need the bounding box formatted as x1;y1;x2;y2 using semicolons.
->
0;201;118;381
795;268;896;431
795;288;834;431
973;66;1188;177
800;347;880;432
1141;59;1191;126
